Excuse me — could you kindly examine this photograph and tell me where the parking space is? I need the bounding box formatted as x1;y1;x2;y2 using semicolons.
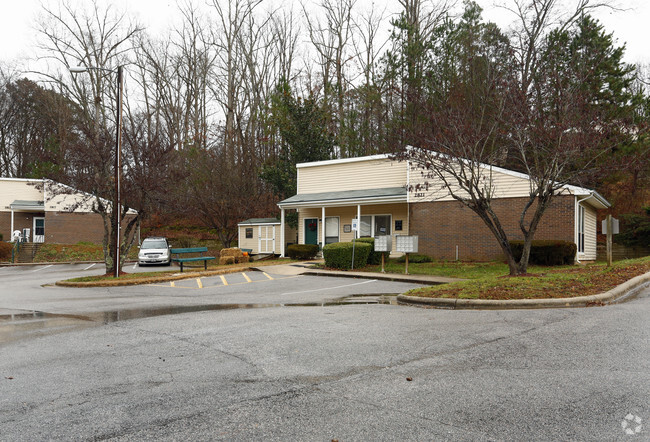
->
148;270;279;290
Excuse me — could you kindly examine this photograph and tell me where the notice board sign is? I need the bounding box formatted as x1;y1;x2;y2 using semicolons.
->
374;235;392;252
396;235;418;253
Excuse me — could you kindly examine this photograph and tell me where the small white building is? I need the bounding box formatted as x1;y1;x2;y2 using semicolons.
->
237;218;297;255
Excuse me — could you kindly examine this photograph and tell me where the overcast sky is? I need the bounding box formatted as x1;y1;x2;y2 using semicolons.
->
1;0;648;67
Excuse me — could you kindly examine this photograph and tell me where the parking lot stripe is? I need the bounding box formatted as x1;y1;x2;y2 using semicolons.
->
263;272;273;280
83;263;96;270
31;265;53;273
170;281;176;287
196;278;203;289
220;275;228;286
242;272;252;283
280;279;376;296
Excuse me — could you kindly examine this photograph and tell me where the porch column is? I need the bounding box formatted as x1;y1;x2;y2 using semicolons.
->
321;206;326;249
357;204;361;239
10;209;14;241
280;208;285;257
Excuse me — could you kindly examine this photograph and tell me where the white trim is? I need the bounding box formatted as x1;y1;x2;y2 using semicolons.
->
0;177;45;183
280;208;285;257
296;154;391;169
237;221;281;226
322;207;326;249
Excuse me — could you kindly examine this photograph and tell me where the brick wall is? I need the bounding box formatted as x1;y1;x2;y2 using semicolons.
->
0;212;42;241
410;195;575;261
45;212;106;244
44;212;137;244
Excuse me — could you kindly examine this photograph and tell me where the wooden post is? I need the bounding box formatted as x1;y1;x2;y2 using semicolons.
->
404;253;409;275
606;214;613;267
381;252;385;273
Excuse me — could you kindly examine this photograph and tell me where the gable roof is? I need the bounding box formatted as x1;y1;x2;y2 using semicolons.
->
278;187;407;208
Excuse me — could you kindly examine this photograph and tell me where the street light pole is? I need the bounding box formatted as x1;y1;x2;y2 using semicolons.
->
114;65;123;278
70;65;123;278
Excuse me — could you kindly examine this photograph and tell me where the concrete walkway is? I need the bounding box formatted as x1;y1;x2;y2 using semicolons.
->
252;261;463;284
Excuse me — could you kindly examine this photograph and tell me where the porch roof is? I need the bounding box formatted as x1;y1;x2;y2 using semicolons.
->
278;187;407;208
9;200;44;211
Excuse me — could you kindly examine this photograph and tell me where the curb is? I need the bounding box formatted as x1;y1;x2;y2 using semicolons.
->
302;270;460;285
55;266;255;288
396;271;650;309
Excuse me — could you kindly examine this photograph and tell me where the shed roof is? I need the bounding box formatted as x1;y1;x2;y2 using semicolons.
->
238;218;281;225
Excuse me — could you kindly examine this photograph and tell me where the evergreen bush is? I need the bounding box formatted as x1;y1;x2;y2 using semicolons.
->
287;244;319;260
356;237;382;265
322;241;371;270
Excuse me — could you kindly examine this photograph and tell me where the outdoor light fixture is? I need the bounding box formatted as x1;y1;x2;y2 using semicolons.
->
70;65;124;278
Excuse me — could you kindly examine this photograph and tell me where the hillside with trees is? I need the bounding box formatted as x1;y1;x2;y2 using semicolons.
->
0;0;648;266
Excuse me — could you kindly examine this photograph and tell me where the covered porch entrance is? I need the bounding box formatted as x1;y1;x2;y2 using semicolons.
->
277;187;409;257
9;200;46;243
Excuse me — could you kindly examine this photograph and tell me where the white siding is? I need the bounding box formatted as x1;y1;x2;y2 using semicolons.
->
408;162;533;202
0;180;43;211
298;158;407;194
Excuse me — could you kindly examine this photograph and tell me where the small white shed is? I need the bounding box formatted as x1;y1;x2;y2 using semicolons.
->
237;218;284;254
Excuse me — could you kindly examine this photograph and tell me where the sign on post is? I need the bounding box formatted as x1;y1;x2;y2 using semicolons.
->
351;218;359;232
601;218;619;235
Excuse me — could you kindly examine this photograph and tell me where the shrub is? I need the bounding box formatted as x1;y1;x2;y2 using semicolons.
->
356;237;382;265
287;244;319;260
509;240;577;266
323;241;371;270
0;242;12;261
396;253;432;263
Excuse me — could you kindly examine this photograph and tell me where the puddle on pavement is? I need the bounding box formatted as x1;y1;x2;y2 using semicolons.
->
0;294;399;343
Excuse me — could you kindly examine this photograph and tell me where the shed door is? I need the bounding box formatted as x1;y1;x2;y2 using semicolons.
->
258;225;275;253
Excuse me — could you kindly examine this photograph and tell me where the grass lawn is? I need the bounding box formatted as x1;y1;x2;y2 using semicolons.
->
396;256;650;300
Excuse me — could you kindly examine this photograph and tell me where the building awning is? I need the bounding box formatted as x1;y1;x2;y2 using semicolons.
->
278;187;407;209
9;200;44;212
238;218;281;226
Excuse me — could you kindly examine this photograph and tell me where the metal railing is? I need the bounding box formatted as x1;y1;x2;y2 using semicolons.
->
11;240;21;263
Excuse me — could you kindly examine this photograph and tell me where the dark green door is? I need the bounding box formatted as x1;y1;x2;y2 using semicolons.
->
304;218;318;245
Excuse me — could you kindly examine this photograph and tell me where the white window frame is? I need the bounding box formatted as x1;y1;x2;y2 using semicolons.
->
577;205;585;254
33;217;45;243
324;216;340;245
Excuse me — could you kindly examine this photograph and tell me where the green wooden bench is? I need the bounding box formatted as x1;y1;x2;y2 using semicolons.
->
241;248;252;254
171;247;216;272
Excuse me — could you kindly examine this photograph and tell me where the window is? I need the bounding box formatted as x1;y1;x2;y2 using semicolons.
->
325;217;339;244
578;206;585;253
245;228;253;239
358;215;392;237
360;216;372;237
395;220;403;231
374;215;391;236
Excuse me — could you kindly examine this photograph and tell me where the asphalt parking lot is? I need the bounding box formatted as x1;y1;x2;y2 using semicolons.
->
1;263;649;440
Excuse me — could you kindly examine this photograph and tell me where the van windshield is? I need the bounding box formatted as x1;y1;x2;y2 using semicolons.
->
142;240;167;249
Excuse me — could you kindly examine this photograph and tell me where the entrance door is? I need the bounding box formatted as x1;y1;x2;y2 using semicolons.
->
258;225;275;253
33;217;45;243
304;218;318;245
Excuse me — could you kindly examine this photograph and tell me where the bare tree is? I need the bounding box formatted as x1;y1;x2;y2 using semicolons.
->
35;0;142;275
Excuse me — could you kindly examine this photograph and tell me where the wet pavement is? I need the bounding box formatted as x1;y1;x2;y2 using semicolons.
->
2;263;649;440
0;263;425;344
